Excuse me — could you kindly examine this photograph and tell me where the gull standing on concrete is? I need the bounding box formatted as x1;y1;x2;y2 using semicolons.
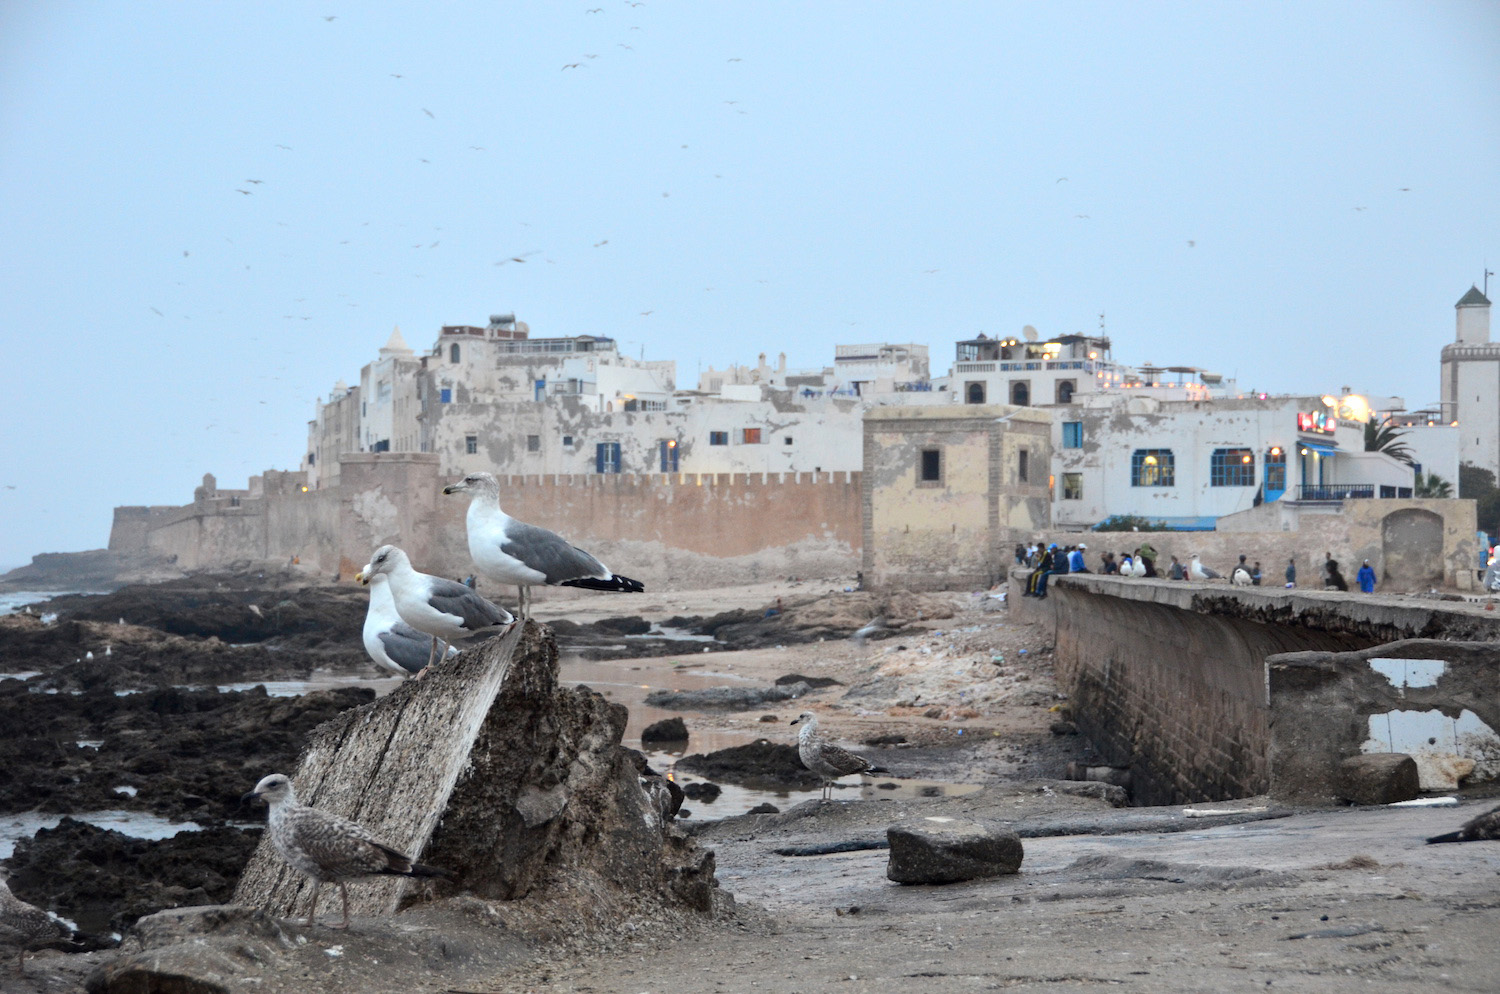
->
790;711;889;801
1189;554;1221;582
241;774;451;928
0;875;73;973
1231;564;1253;586
1426;802;1500;844
356;545;513;671
360;571;459;677
443;471;644;617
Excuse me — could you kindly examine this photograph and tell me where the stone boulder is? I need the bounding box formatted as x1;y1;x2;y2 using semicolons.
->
1337;753;1420;805
886;816;1024;885
641;716;689;743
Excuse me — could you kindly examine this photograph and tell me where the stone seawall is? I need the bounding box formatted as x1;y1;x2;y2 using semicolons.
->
1011;569;1500;804
114;456;863;587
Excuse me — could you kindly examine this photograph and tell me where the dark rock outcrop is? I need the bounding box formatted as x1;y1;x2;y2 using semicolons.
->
641;716;689;743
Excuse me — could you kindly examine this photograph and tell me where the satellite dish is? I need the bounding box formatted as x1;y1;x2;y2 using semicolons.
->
1022;325;1038;342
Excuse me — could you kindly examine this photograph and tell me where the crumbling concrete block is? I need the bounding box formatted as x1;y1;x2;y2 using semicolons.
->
1337;753;1420;805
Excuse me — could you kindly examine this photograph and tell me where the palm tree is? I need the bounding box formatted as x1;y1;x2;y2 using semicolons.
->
1415;472;1453;498
1364;418;1414;465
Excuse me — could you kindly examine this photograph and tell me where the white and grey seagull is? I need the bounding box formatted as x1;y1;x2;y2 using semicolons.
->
360;571;459;678
790;711;889;801
241;773;451;929
1189;554;1221;582
442;471;644;617
356;545;513;670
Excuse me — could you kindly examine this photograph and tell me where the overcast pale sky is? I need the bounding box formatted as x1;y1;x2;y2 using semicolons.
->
2;1;1497;571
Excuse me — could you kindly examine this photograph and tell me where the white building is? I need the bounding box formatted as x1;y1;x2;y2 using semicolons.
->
1440;286;1498;480
359;327;423;454
1050;393;1415;530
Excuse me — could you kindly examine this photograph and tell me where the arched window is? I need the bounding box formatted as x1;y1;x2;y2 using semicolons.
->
1011;381;1030;406
449;343;461;363
966;382;986;404
1056;380;1075;404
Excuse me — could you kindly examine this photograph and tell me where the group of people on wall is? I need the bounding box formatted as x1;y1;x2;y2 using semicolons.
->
1017;542;1379;598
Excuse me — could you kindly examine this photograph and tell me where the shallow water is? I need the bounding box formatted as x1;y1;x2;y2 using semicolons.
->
0;810;209;860
0;589;101;615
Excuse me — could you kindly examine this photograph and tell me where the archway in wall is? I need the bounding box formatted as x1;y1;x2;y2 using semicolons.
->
966;382;986;404
1380;507;1444;588
1011;382;1029;406
1056;380;1075;404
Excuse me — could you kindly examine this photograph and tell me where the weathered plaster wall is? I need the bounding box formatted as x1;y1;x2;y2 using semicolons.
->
863;405;1051;591
1012;571;1500;804
1267;639;1500;804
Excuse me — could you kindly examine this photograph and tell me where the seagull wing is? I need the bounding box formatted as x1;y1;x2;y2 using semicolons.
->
377;622;450;674
424;578;513;630
500;520;610;584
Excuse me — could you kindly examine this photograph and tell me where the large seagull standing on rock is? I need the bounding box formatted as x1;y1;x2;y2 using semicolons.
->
356;545;514;671
241;774;451;929
443;471;644;618
359;570;460;677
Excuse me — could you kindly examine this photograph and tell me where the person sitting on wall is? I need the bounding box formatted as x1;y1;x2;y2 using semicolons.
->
1102;551;1119;575
1025;545;1057;598
1052;546;1072;576
1357;560;1376;594
1067;543;1090;573
1014;543;1027;566
1285;557;1296;588
1167;555;1186;580
1137;541;1158;577
1325;558;1350;592
1251;561;1263;586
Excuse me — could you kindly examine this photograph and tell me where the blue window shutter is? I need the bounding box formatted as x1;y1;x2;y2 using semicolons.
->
596;443;605;473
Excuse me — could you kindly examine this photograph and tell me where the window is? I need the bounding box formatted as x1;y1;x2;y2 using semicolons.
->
1211;448;1255;486
1011;381;1030;406
307;453;315;465
1264;449;1286;492
465;435;478;455
1056;380;1075;404
440;388;452;404
595;442;621;474
1131;449;1175;487
659;439;679;472
965;382;986;404
742;428;762;444
1062;422;1083;449
449;343;461;363
918;448;942;485
1018;448;1029;483
562;435;573;447
527;435;540;452
1063;473;1083;500
709;431;729;445
784;436;793;445
535;379;546;402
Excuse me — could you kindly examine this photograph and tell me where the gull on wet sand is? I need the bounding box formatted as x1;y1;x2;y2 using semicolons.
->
241;774;451;929
0;875;73;972
360;571;459;677
443;472;644;618
790;711;889;801
356;545;513;671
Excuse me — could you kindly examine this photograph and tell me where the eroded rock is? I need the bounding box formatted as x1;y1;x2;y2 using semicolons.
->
886;816;1024;884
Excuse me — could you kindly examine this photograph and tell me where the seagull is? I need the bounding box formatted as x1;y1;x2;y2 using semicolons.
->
851;616;888;644
422;107;435;118
241;774;451;929
1189;554;1221;582
360;572;459;678
1231;565;1253;586
1427;803;1500;844
443;471;644;618
790;711;889;801
356;545;513;670
1;875;75;972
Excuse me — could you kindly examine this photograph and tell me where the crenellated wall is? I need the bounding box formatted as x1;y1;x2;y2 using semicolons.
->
111;456;862;588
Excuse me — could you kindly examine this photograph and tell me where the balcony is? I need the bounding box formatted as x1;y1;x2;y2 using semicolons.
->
1296;483;1374;501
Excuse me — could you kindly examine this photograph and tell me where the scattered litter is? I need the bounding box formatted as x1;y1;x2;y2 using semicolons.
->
1184;805;1267;818
324;945;344;958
